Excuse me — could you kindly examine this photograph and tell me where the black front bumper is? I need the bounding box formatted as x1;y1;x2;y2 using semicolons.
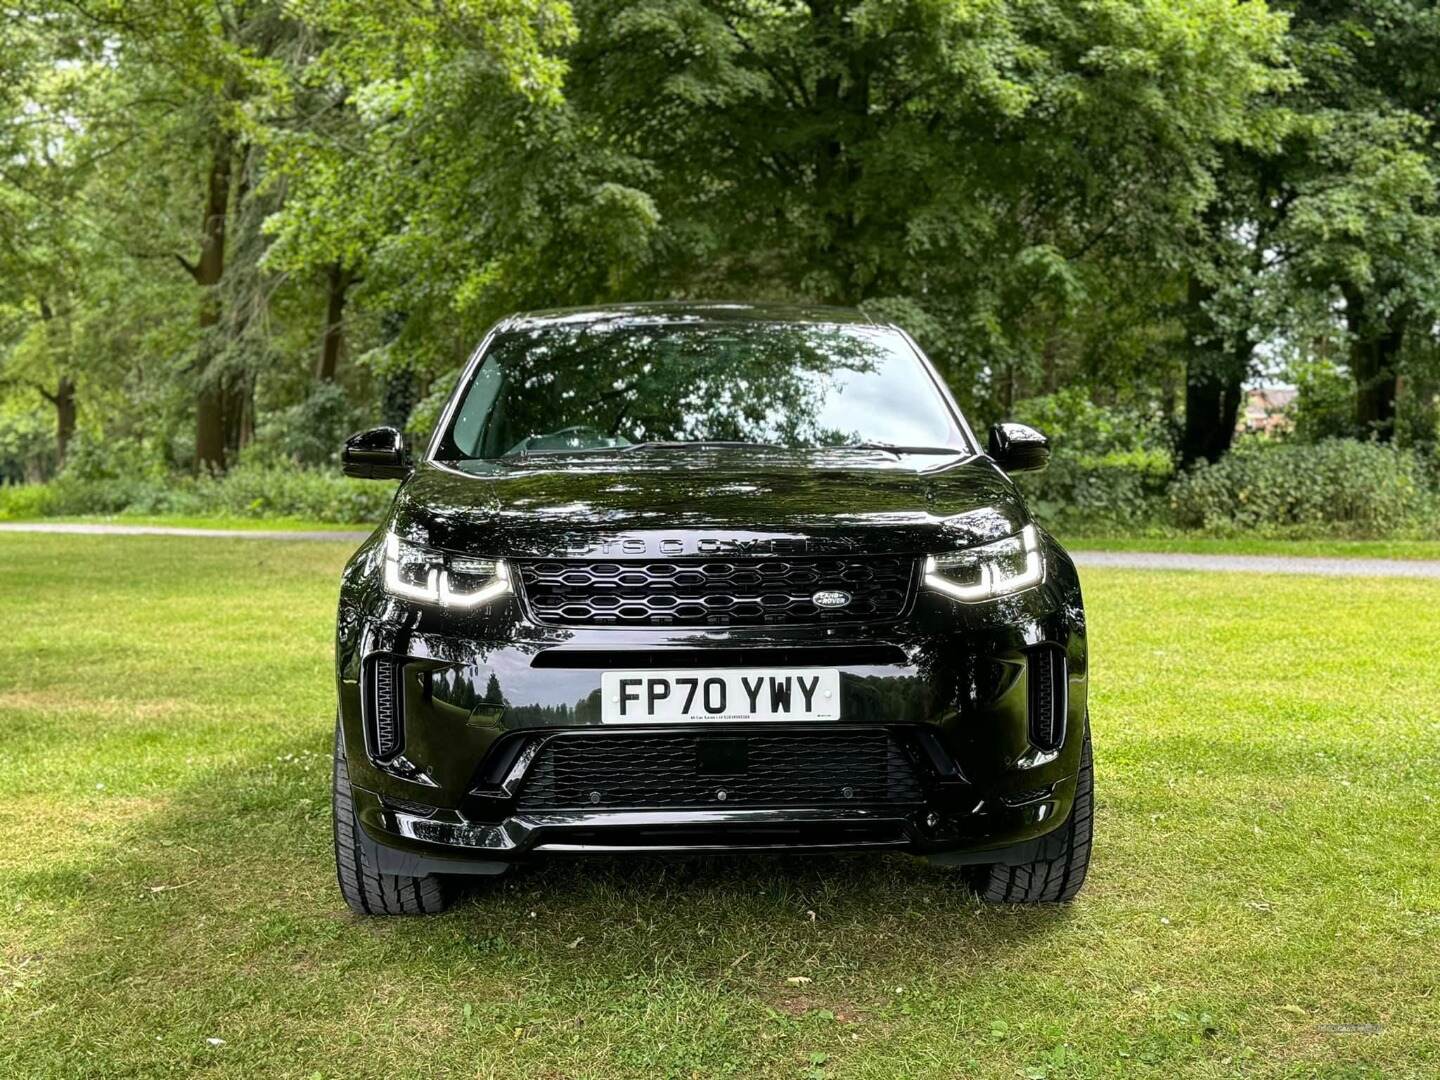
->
333;541;1088;873
346;719;1080;875
349;793;1081;880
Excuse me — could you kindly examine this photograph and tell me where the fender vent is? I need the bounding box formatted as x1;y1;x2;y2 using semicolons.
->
1027;647;1067;751
367;657;404;760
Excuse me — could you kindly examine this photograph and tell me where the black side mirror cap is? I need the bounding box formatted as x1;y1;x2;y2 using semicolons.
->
987;422;1050;473
342;426;411;479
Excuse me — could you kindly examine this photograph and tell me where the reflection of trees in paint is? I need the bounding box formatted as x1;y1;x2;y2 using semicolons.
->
505;691;603;727
846;673;930;723
438;322;961;458
575;689;602;725
482;672;506;706
501;703;577;725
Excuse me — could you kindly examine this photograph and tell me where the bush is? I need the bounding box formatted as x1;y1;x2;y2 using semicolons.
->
1169;438;1436;537
250;382;366;468
1019;449;1174;531
0;463;395;524
1009;390;1174;530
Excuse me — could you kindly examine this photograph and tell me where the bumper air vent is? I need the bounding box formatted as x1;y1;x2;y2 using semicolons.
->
1000;784;1056;807
515;730;925;810
1026;646;1067;751
366;656;405;760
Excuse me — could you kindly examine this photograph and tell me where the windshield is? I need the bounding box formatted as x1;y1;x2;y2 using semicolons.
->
433;321;969;460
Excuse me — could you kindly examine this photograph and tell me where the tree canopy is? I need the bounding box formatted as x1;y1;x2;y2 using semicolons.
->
1;0;1438;484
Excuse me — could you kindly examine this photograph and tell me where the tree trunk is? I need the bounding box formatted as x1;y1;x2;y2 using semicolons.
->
809;0;870;303
53;376;76;467
223;141;256;461
223;375;251;457
1180;275;1247;468
189;129;235;473
316;262;354;381
1342;283;1402;441
36;298;77;472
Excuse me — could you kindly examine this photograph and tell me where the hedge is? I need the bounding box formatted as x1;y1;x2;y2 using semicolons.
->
0;464;395;524
1168;439;1436;537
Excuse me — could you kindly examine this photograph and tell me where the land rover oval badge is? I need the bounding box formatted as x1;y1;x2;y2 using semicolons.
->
812;589;852;609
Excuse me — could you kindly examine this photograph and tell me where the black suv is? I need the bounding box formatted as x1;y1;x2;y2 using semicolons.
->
333;303;1091;915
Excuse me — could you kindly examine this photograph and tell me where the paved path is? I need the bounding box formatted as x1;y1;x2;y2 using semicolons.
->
1070;549;1440;579
3;521;1439;578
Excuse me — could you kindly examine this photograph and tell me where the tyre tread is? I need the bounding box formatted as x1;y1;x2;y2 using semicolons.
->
332;719;452;916
967;720;1094;904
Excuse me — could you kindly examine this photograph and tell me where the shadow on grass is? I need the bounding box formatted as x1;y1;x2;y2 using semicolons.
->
12;727;1073;1033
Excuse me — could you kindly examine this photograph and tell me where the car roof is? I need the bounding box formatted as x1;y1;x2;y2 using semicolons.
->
505;301;887;330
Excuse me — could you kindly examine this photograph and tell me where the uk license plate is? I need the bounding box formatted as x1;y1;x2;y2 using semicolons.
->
600;669;841;723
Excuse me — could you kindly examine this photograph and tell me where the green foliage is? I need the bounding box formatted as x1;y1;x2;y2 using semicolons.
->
1286;358;1354;444
1169;438;1436;537
0;405;52;483
2;0;1440;536
0;464;393;524
250;382;363;467
1012;389;1171;460
1011;390;1175;529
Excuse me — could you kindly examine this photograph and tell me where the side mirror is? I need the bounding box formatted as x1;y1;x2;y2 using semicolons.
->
987;422;1049;473
342;426;410;479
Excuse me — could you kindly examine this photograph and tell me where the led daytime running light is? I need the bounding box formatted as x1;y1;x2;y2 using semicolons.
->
924;524;1044;603
383;533;511;608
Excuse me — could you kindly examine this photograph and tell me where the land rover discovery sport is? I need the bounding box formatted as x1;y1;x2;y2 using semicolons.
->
333;302;1091;914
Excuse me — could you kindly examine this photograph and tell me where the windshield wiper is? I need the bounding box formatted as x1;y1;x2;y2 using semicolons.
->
832;442;963;455
621;440;779;452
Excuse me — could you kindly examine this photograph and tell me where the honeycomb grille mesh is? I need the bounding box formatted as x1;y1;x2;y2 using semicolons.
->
515;731;924;810
516;556;915;627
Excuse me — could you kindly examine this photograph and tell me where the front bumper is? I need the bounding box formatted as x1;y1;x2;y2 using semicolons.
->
334;540;1088;871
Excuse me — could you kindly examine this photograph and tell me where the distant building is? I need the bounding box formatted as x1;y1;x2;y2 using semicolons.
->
1239;386;1296;436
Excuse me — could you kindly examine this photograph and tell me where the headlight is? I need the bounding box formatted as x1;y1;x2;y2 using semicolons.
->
383;533;511;608
924;524;1044;603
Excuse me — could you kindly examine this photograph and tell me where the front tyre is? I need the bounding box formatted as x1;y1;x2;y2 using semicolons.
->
966;719;1094;903
332;718;453;916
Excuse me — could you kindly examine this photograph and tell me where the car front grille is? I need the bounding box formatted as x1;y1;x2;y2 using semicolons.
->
514;731;925;810
515;555;916;627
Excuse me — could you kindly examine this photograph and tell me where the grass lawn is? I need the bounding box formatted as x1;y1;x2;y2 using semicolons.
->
1;535;1437;1079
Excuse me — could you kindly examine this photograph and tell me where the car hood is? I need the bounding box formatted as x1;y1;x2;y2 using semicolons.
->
391;449;1030;559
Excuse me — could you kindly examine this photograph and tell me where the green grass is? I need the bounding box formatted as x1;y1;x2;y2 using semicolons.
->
1065;535;1440;561
1;535;1437;1078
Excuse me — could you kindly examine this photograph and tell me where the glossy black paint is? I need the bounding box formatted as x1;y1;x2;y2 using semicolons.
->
335;303;1087;871
342;426;410;479
987;422;1050;473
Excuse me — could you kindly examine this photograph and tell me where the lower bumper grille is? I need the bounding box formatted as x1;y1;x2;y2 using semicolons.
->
514;731;925;810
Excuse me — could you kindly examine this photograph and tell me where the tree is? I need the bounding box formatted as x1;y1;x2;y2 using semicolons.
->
556;1;1290;415
257;0;577;422
0;14;111;472
1273;2;1440;442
